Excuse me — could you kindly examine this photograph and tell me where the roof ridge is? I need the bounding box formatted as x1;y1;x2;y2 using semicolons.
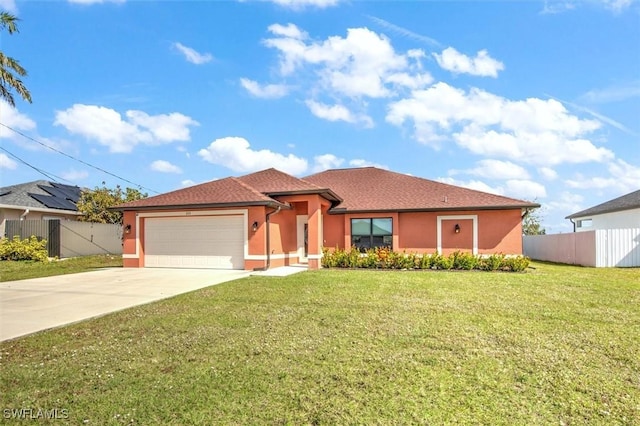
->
229;176;275;201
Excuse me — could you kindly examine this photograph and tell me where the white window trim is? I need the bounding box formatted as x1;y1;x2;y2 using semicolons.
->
436;214;478;255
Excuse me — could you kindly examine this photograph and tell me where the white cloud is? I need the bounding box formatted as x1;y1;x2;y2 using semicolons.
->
197;137;308;175
172;42;213;65
579;80;640;104
451;159;530;180
366;15;441;47
264;25;409;98
600;0;635;12
268;23;308;39
439;176;546;200
54;104;198;153
305;100;373;127
387;82;612;165
385;72;433;90
565;159;640;193
240;78;289;99
538;167;558;180
181;179;196;187
349;159;389;169
504;179;547;200
438;177;504;195
312;153;344;172
0;153;17;170
0;100;36;139
0;0;17;13
126;110;198;143
546;191;584;214
67;0;125;4
266;0;341;10
433;47;504;78
150;160;182;174
60;169;89;181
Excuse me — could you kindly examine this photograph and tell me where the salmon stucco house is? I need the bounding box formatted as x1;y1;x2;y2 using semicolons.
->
116;167;539;270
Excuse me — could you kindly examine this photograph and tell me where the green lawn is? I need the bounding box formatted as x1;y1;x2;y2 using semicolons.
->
1;263;638;424
0;255;123;282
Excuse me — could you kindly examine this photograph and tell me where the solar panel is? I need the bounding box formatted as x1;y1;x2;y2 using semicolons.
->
29;193;77;211
41;184;81;203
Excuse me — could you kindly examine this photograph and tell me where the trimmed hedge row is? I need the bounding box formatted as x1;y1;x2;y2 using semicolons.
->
0;235;49;262
321;247;530;272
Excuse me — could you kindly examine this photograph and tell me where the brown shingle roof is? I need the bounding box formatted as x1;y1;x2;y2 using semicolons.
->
238;168;324;193
116;177;281;210
304;167;539;212
566;189;640;219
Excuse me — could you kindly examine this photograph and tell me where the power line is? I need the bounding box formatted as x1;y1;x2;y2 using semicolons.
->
0;145;70;183
0;122;159;194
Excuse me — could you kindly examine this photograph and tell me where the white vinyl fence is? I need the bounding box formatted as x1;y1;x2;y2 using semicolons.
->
523;228;640;267
5;219;122;258
60;221;122;258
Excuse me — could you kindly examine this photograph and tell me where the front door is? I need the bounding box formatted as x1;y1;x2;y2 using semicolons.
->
297;215;308;263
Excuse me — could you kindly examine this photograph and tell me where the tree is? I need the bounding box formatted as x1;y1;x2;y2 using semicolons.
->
1;11;32;107
523;207;546;235
77;183;147;224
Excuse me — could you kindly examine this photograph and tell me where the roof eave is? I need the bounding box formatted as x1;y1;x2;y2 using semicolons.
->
0;203;82;216
566;205;640;220
113;200;290;212
327;204;540;214
266;189;343;203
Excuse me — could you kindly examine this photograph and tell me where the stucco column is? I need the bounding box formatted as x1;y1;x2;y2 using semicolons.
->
307;196;322;269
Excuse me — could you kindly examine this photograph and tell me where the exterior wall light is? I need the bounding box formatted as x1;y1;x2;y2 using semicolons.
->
125;224;132;234
252;221;259;232
454;223;460;234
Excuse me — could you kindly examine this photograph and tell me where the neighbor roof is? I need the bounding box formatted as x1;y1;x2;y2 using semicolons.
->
116;177;286;210
304;167;539;212
0;180;81;213
566;189;640;219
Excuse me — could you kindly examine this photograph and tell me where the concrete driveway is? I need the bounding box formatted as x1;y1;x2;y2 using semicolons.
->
0;268;251;342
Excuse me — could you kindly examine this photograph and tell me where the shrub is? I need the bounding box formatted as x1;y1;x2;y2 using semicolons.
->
451;251;478;270
0;235;49;262
431;253;452;270
418;253;433;270
479;253;505;271
320;247;529;273
501;256;530;272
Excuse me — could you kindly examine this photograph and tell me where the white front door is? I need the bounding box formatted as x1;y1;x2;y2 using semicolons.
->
296;215;308;263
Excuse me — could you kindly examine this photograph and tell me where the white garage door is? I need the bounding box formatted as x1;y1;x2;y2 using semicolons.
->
144;215;244;269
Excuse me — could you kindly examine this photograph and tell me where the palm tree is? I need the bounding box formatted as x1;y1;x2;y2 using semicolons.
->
1;11;31;107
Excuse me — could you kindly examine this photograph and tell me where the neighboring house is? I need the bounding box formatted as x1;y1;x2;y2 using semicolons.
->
566;189;640;232
0;180;83;237
116;167;538;271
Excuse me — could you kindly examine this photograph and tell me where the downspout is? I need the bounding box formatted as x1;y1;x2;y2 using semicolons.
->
569;218;576;232
20;209;30;220
253;206;282;272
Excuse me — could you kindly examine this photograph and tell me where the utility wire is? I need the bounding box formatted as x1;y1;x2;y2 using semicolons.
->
0;145;70;183
0;122;159;194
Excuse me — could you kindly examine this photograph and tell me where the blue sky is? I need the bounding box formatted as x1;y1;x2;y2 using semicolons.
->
1;0;638;232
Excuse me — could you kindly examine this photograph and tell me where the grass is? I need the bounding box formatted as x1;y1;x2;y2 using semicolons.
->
1;263;638;424
0;255;123;282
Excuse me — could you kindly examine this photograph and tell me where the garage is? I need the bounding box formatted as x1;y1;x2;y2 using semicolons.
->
144;215;245;269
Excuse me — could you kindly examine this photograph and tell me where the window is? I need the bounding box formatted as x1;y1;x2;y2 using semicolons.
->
577;219;593;228
351;218;392;251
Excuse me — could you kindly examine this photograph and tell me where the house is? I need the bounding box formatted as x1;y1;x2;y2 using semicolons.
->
566;189;640;232
116;167;538;270
0;180;83;237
